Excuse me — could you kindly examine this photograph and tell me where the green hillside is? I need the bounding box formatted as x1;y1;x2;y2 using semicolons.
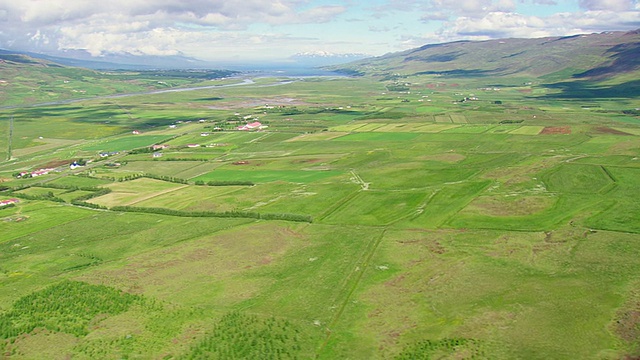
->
331;30;640;80
0;53;236;106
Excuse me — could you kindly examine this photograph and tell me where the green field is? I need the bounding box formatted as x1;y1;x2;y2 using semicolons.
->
81;135;173;152
1;63;640;359
192;168;343;184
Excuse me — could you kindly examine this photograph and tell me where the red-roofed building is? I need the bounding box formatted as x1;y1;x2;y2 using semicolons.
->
237;121;266;131
0;198;19;207
31;168;54;177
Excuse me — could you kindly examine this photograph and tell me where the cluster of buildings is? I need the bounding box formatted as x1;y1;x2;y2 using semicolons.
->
15;168;55;178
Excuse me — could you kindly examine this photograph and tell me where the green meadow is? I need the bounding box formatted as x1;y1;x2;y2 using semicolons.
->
81;135;173;152
0;67;639;359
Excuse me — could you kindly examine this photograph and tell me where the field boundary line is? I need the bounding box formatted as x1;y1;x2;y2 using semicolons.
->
7;116;13;160
315;172;365;222
315;229;387;358
600;165;617;182
350;170;369;190
315;190;360;222
248;133;273;143
388;190;438;226
125;184;190;206
439;181;491;228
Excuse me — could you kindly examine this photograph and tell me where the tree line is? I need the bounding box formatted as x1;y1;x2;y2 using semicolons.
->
109;206;312;223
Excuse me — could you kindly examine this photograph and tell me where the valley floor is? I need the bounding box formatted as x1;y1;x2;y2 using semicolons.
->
0;74;639;359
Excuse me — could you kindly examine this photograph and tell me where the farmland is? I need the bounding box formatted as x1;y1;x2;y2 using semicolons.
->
0;59;639;360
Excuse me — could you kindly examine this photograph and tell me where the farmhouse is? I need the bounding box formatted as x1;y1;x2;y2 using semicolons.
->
99;152;119;158
237;121;267;131
31;168;54;177
152;144;169;150
0;198;19;207
152;152;163;158
132;130;141;134
187;144;200;148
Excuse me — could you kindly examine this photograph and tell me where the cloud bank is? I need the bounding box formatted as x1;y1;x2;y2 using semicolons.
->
0;0;637;61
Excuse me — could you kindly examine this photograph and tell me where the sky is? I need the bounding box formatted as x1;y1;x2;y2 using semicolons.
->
0;0;638;63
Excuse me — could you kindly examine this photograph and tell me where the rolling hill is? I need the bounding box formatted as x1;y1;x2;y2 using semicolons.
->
330;30;640;80
0;51;237;106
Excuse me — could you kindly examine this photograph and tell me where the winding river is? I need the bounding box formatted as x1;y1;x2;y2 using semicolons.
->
1;77;299;109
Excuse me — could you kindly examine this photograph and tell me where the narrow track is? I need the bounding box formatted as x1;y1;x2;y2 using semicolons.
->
315;228;387;358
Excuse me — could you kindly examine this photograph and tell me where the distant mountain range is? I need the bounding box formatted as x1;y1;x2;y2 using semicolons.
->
0;48;368;71
329;29;640;80
0;49;212;70
289;51;369;66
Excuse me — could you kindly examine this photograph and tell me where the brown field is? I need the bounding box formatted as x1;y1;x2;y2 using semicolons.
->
593;126;632;135
37;159;71;169
540;126;571;135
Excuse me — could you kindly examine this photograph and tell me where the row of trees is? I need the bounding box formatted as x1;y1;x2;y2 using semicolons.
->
70;188;112;209
93;172;253;187
8;191;65;203
109;206;312;223
3;183;112;208
2;176;309;223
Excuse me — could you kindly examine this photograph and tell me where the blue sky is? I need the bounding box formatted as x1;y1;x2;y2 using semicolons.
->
0;0;638;62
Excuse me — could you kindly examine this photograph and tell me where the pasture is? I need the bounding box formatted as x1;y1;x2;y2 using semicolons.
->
0;70;639;359
192;168;343;184
81;134;172;152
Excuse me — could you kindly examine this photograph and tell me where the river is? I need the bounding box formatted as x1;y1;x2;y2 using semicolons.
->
0;77;299;110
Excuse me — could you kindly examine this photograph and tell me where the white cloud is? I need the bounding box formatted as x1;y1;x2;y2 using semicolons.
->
4;0;345;28
0;0;637;61
0;0;347;58
420;12;451;22
529;0;557;4
434;9;640;42
435;12;547;40
298;6;347;23
578;0;636;11
426;0;516;18
57;26;182;57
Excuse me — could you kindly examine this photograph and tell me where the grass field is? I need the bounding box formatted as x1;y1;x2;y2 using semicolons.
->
1;67;640;359
118;160;221;178
89;178;187;207
81;135;173;152
192;168;343;184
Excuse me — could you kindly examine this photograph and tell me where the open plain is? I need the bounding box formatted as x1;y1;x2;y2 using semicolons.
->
1;40;640;358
